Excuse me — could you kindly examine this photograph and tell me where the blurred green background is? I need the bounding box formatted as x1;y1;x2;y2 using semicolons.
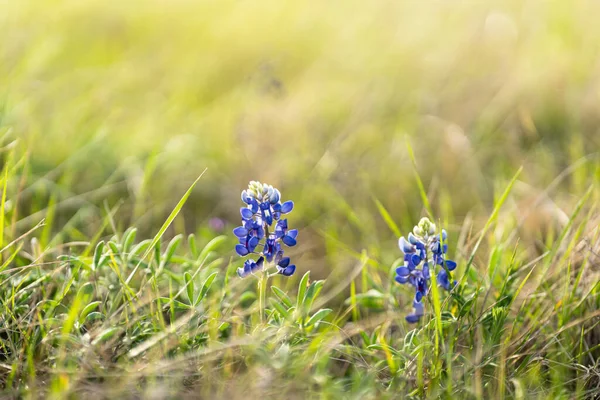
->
1;0;599;277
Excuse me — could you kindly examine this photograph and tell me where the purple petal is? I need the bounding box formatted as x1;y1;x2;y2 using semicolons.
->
287;229;298;239
396;266;410;277
395;275;409;284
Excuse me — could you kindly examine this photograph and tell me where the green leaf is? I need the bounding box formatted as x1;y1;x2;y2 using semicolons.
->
297;271;311;310
84;312;104;323
271;285;293;308
92;241;105;271
108;241;120;255
122;228;137;255
79;301;101;323
129;239;152;259
184;271;194;304
302;280;324;313
92;327;121;346
196;271;218;305
270;299;290;318
77;282;94;302
305;308;332;327
153;240;161;267
158;297;191;311
239;291;257;308
188;234;198;259
162;234;183;267
198;235;227;262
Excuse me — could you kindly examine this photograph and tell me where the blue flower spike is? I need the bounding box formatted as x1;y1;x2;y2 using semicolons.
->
233;181;299;278
394;217;457;323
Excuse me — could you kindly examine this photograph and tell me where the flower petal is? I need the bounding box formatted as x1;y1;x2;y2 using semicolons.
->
410;254;422;267
282;235;297;247
395;275;409;284
408;232;418;244
398;237;413;254
395;266;410;277
413;301;424;315
240;208;254;220
405;314;421;323
415;291;423;302
437;270;450;290
235;244;249;256
251;257;264;273
277;256;291;269
445;260;457;271
280;201;294;214
233;227;248;237
269;189;281;204
247;236;260;252
281;264;296;276
287;229;298;239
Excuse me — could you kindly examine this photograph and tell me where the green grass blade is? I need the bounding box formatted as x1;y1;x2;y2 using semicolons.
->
126;168;207;285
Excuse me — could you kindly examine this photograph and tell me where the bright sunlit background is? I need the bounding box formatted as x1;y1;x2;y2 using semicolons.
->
1;1;599;398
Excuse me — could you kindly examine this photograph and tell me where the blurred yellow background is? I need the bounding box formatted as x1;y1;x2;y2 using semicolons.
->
1;0;598;276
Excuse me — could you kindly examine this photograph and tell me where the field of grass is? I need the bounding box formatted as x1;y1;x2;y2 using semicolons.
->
1;0;600;398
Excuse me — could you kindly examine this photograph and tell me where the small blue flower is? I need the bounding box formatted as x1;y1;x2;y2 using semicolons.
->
233;181;299;278
394;218;458;323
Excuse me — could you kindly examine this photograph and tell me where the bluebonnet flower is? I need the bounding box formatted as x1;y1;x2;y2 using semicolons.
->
234;181;298;278
395;217;457;323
